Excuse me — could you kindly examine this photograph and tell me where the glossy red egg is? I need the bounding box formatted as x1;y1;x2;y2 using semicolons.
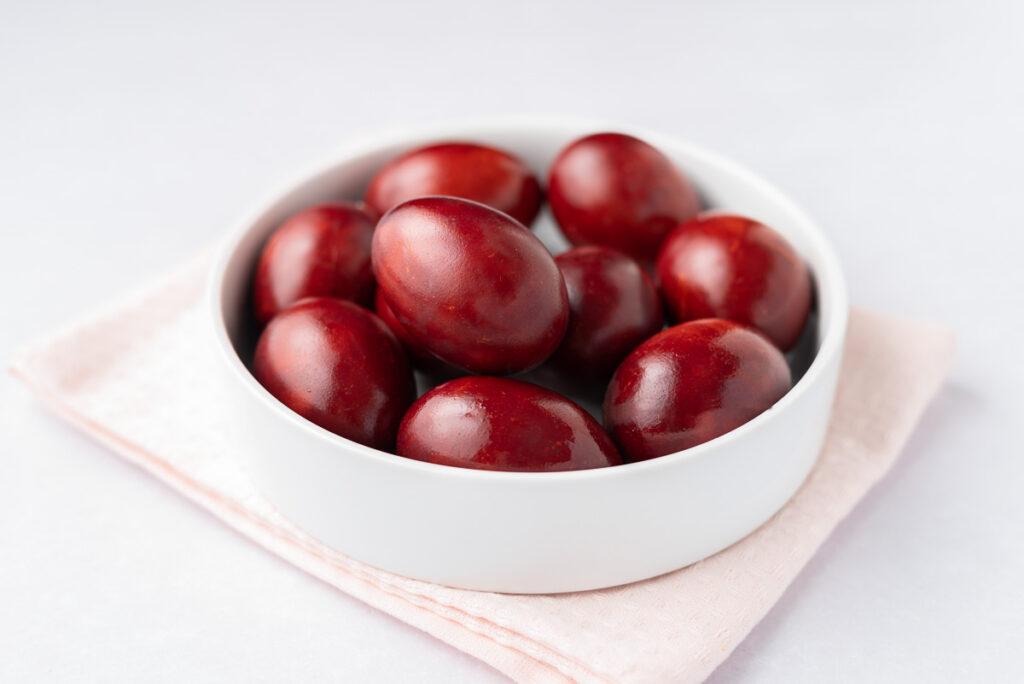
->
604;319;791;462
547;132;700;266
253;203;376;324
398;376;621;472
551;246;663;383
252;297;415;451
655;213;812;350
364;142;542;226
373;289;438;367
372;196;569;375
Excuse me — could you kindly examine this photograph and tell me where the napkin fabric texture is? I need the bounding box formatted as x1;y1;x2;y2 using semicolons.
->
11;250;955;684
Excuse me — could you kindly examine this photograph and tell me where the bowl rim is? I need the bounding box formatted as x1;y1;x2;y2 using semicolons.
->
207;116;849;483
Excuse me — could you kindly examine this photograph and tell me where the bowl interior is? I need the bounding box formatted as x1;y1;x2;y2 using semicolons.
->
214;119;845;463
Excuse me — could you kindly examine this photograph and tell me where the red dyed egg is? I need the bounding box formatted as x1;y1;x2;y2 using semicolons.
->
253;203;376;324
547;132;700;266
551;246;663;383
604;319;791;461
373;289;438;367
398;376;621;472
365;142;542;226
655;213;812;350
252;297;415;451
372;196;569;375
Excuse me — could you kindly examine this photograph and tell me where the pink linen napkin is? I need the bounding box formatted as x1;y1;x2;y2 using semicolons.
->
11;249;955;684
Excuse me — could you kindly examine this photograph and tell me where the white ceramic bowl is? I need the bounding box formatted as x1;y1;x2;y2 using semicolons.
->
208;118;848;594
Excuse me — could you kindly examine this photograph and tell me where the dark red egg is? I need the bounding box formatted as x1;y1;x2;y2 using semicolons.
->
604;319;791;462
655;213;812;350
253;203;376;324
547;132;700;266
372;196;569;375
252;297;415;451
551;246;663;383
397;376;621;472
364;142;542;226
373;289;437;367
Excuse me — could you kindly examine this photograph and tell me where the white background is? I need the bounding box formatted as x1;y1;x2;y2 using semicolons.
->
2;0;1022;681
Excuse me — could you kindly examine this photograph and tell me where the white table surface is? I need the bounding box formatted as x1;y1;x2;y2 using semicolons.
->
3;0;1022;681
